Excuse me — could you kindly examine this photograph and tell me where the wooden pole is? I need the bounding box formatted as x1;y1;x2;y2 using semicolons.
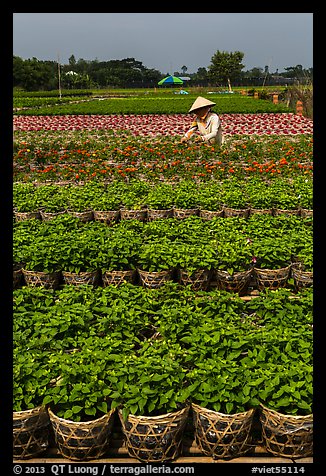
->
57;53;62;99
273;94;278;104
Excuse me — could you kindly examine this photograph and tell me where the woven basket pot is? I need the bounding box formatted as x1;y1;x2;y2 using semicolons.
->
14;210;41;221
299;208;313;219
260;404;313;458
147;209;174;221
272;208;300;217
291;267;313;290
13;406;50;459
223;207;250;218
253;265;291;290
199;209;224;220
138;269;173;289
119;406;189;463
40;210;67;221
48;408;115;461
213;269;252;295
173;208;199;219
62;270;99;286
192;403;255;459
249;208;273;216
67;210;94;223
22;269;61;289
102;269;136;286
120;209;147;221
179;269;211;291
13;268;23;289
93;210;119;224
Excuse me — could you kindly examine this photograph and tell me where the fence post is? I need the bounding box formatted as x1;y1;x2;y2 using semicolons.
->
254;91;259;99
296;100;303;115
273;94;278;104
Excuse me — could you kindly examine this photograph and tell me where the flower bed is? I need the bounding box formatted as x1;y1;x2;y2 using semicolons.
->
13;113;313;135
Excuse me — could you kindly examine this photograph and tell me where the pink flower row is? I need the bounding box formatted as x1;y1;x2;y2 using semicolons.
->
13;113;313;135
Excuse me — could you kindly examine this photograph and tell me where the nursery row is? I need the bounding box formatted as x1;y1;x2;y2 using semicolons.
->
13;113;313;137
13;132;313;182
13;95;291;115
13;214;313;279
13;177;313;213
13;283;313;419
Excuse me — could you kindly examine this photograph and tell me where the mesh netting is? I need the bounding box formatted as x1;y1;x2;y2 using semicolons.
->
260;405;313;458
119;407;189;463
192;403;255;459
48;408;115;461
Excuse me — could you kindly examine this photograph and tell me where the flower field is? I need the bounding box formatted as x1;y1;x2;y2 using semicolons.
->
14;112;313;136
13;95;314;462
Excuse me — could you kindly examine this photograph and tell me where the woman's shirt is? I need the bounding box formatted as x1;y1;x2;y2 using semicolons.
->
184;111;223;145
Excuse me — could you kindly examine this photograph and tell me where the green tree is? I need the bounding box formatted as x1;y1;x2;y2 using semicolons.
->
208;50;245;87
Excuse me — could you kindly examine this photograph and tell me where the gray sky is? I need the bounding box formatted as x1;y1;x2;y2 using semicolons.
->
13;13;313;74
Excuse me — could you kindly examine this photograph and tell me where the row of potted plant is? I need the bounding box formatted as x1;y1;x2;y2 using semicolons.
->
14;283;312;418
13;214;313;275
13;176;313;212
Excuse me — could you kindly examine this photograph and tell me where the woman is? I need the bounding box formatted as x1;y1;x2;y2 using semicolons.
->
180;96;224;146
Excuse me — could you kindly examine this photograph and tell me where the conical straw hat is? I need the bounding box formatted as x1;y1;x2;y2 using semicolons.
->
189;96;216;113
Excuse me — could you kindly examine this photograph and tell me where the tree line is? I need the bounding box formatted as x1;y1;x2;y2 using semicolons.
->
13;51;313;91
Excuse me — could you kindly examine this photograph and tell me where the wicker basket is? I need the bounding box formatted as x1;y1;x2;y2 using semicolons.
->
13;268;23;289
120;209;147;221
173;208;199;219
93;210;119;224
253;266;291;290
22;269;61;289
249;208;273;216
260;404;313;458
299;208;313;219
213;269;252;295
119;406;189;463
192;403;255;459
40;210;67;221
199;209;224;220
14;210;41;221
62;270;99;286
102;270;136;286
48;408;115;461
223;207;250;218
179;269;211;290
291;267;313;290
138;269;173;288
67;210;94;222
147;209;174;221
272;208;300;217
13;406;50;459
